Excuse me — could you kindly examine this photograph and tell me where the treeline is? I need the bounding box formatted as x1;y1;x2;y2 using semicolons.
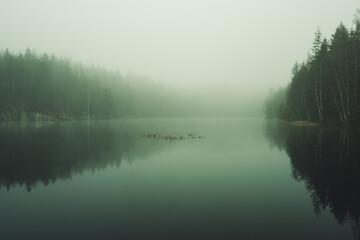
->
264;10;360;123
0;49;188;120
263;87;287;119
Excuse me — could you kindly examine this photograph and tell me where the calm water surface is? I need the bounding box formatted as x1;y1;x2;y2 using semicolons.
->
0;118;358;239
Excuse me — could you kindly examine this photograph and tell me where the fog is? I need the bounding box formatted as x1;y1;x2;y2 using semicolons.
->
0;0;359;116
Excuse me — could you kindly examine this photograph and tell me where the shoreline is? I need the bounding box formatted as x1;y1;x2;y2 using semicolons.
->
276;119;360;128
290;121;320;127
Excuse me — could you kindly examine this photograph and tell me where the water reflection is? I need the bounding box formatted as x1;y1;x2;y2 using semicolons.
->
0;121;172;191
265;121;360;239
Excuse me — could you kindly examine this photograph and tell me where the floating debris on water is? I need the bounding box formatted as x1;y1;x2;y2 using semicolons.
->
141;133;203;140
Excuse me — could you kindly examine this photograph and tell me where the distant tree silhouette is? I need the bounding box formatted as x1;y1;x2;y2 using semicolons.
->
0;49;190;119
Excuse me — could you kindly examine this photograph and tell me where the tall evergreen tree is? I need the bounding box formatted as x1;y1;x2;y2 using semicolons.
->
264;10;360;124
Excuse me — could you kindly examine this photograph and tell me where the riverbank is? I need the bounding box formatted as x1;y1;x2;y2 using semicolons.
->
277;119;360;128
0;111;102;121
290;121;320;127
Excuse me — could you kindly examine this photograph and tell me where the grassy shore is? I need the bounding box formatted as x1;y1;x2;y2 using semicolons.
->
290;121;320;127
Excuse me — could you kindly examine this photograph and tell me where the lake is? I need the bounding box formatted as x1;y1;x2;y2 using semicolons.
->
0;118;358;240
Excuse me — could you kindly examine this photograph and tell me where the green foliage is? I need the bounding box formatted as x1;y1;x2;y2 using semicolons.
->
263;87;287;119
0;49;185;119
265;10;360;123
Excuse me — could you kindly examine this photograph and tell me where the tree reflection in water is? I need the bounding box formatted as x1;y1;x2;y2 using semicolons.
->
265;121;360;239
0;121;172;192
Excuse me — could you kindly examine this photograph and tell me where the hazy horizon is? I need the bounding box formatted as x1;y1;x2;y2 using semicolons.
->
2;2;360;238
1;0;359;116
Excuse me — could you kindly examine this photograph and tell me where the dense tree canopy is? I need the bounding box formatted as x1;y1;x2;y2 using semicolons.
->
264;11;360;123
0;49;187;120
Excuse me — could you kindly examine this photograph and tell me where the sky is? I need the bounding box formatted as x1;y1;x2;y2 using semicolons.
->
0;0;359;115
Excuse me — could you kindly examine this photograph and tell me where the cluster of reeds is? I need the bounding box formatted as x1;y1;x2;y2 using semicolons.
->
141;133;203;140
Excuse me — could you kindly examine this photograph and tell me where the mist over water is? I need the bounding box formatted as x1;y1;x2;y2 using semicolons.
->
1;0;358;118
0;119;358;239
1;1;360;239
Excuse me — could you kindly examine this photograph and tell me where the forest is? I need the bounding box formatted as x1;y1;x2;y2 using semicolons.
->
0;49;190;120
264;11;360;123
